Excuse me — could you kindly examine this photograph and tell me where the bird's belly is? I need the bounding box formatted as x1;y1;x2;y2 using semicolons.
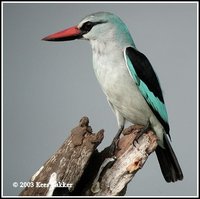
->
93;59;151;125
107;80;151;125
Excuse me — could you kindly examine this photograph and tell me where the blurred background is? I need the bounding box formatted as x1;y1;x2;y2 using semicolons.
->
3;2;198;196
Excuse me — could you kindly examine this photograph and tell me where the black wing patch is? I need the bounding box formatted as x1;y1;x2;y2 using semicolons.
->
126;47;165;103
126;47;170;135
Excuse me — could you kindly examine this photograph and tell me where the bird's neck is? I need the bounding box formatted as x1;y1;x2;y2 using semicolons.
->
90;39;111;56
90;39;124;60
89;33;135;57
90;39;125;82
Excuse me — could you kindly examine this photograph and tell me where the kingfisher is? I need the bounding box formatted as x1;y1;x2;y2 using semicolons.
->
42;12;183;182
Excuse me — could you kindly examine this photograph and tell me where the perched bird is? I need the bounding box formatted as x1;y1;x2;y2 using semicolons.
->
42;12;183;182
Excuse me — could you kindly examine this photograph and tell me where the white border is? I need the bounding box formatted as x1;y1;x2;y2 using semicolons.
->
1;1;199;198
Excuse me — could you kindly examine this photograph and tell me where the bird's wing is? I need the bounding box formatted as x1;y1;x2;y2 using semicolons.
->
124;46;170;135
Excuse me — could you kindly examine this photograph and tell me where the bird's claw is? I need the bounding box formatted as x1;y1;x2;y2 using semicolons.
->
133;121;150;146
108;126;124;157
108;139;118;157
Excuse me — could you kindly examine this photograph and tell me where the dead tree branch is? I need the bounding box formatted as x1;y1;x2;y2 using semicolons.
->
20;116;157;196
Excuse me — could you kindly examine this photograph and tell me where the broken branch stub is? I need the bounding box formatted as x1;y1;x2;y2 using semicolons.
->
19;117;158;196
86;125;158;196
19;117;104;196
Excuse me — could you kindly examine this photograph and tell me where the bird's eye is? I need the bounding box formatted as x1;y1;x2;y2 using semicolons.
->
81;21;94;32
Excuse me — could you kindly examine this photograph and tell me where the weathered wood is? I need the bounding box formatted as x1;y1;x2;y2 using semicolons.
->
20;117;104;196
19;117;158;196
87;125;157;196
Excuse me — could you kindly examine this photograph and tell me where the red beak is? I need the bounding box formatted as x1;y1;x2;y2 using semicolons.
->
42;26;82;41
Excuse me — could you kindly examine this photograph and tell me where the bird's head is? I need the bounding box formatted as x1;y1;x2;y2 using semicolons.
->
42;12;135;46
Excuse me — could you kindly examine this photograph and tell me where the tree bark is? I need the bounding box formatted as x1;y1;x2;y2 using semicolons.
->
19;116;157;196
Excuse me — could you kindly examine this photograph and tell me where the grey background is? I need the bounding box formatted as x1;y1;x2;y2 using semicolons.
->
3;2;197;197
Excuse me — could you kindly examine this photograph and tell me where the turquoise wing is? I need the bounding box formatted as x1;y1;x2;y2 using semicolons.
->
124;47;170;135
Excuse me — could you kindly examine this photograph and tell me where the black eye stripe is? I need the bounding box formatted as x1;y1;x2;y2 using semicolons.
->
80;20;107;33
80;22;94;32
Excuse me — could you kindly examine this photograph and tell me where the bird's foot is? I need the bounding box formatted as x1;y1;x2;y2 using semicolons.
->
108;139;118;157
133;121;151;146
108;126;124;157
